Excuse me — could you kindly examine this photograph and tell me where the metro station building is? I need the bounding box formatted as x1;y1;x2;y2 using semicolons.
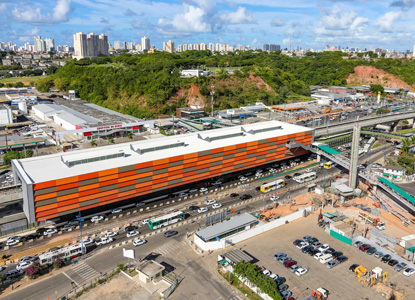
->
12;121;313;224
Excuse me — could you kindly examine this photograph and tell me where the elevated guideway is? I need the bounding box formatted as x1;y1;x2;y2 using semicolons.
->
312;143;415;214
314;111;415;137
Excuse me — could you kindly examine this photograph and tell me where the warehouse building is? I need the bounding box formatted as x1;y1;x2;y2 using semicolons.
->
12;121;313;223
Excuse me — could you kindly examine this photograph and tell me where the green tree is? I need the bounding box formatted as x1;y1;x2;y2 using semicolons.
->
14;81;24;88
3;151;20;165
376;107;390;115
90;140;97;147
370;84;384;94
36;77;54;92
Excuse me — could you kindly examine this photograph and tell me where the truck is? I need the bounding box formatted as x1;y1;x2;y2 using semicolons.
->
358;211;386;230
304;288;329;300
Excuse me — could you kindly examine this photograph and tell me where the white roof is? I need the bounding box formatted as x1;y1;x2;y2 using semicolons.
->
14;120;310;183
33;104;99;124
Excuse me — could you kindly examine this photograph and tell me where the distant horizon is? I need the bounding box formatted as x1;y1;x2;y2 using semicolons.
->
1;0;415;52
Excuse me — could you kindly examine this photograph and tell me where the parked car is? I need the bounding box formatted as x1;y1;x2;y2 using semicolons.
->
126;231;140;238
43;228;58;236
354;241;363;248
318;244;330;252
239;177;248;182
273;253;286;260
295;267;308;276
35;228;48;236
125;225;138;232
91;215;104;222
270;273;278;280
6;239;20;246
308;248;320;256
278;284;289;292
61;224;76;231
3;269;23;280
313;242;322;249
324;248;335;254
199;188;208;193
314;253;325;260
332;251;343;259
281;290;292;299
349;264;359;272
326;260;338;269
297;242;308;250
197;207;207;213
308;237;319;244
279;256;291;263
187;206;200;212
16;261;33;270
230;193;239;198
206;199;216;205
374;251;384;258
302;245;313;254
105;231;118;237
270;195;280;201
302;235;313;242
133;239;147;247
262;269;271;276
111;208;122;214
274;277;286;286
81;238;95;246
289;264;300;273
178;193;188;198
336;256;348;263
212;203;222;209
293;239;302;246
367;247;377;255
359;244;371;252
141;219;150;225
395;262;407;272
388;259;399;267
240;194;252;200
23;235;37;242
403;268;415;277
381;254;392;263
19;256;38;263
164;230;178;238
95;236;113;246
285;175;292;180
135;202;145;207
284;260;297;268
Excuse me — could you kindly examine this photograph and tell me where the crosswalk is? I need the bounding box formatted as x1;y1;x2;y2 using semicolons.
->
71;262;99;281
154;240;188;256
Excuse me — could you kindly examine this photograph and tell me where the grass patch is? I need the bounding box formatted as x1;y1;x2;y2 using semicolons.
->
218;269;263;300
395;128;415;135
372;143;382;148
0;76;45;84
124;269;138;277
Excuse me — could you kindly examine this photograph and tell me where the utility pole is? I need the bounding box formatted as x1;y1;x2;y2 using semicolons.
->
76;213;85;256
210;86;215;118
349;117;361;189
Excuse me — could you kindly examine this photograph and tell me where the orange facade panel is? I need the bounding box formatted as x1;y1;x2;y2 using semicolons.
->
57;203;79;213
168;165;183;172
78;172;99;181
153;158;169;166
79;188;100;197
56;175;78;186
36;213;59;222
168;155;184;163
183;152;198;159
33;180;56;191
98;168;118;177
36;209;58;218
35;203;58;213
56;182;79;191
34;192;57;202
211;147;224;154
57;198;79;208
136;161;153;169
78;183;100;192
118;170;136;178
153;163;168;171
57;193;80;202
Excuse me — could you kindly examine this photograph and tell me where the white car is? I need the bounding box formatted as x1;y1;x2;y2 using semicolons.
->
403;268;415;277
212;181;223;186
295;267;308;276
206;199;216;205
262;269;271;276
178;193;188;198
306;168;313;172
199;188;208;193
16;261;33;270
91;215;104;222
198;207;207;213
105;231;118;237
111;208;122;214
95;236;113;246
239;177;248;182
270;195;280;202
212;203;222;209
133;239;147;246
19;256;37;263
7;236;22;242
314;252;324;260
43;228;58;236
318;244;330;252
126;231;140;238
142;219;149;225
81;238;95;246
6;239;20;246
270;273;278;280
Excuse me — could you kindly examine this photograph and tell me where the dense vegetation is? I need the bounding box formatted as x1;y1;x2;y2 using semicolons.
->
3;149;33;165
36;51;415;118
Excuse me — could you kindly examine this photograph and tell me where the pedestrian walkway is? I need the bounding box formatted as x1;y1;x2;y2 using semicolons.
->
71;262;99;281
153;240;187;256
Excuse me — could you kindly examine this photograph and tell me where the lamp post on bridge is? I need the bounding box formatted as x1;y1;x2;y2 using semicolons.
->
76;213;85;257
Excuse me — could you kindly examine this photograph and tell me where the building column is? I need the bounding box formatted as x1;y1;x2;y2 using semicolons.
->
349;123;360;189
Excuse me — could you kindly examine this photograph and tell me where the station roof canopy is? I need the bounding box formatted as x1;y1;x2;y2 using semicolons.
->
223;248;254;264
14;120;311;184
318;145;340;155
378;177;415;205
196;213;258;242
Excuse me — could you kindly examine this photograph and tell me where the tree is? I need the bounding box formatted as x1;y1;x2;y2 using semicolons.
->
376;107;390;115
14;82;24;88
90;140;97;147
370;84;384;94
3;151;20;165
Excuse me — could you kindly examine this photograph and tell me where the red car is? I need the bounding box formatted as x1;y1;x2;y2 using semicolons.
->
284;260;297;268
359;244;371;252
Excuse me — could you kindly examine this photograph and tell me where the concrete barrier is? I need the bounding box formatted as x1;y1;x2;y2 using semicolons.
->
126;212;130;216
26;239;33;243
108;245;114;249
83;224;88;228
58;231;63;235
112;216;116;219
146;207;150;210
140;208;143;212
159;203;163;206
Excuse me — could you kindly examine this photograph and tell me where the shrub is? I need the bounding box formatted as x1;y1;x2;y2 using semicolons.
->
25;262;41;279
53;258;65;269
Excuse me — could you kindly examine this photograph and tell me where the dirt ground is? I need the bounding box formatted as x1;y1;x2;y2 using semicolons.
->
78;273;155;300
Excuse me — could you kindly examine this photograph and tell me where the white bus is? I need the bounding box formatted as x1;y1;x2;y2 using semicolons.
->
148;210;185;230
294;172;317;184
260;179;286;193
39;243;84;266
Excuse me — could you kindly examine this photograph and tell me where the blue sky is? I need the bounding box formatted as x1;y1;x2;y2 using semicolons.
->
1;0;415;51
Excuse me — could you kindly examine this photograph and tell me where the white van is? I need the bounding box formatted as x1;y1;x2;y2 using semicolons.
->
319;254;333;264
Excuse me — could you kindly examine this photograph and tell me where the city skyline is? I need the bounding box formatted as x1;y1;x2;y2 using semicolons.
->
1;0;415;52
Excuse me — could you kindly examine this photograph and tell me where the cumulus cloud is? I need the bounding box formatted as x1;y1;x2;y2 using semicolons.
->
12;0;71;23
373;11;402;32
219;7;255;24
271;18;285;27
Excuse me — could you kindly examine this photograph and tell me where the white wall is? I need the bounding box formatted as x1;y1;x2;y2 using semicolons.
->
194;207;312;251
53;114;77;130
32;106;49;121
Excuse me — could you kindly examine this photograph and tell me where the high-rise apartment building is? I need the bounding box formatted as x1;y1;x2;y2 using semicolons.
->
263;44;270;51
44;38;55;51
34;36;46;52
200;43;206;51
73;32;108;59
215;43;221;52
208;43;214;52
187;44;193;51
141;36;150;51
114;41;121;50
163;40;174;53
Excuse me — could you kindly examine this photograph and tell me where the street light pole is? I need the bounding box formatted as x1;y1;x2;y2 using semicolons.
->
76;213;85;256
210;86;215;117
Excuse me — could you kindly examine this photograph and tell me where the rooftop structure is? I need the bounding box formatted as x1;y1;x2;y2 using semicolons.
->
12;120;313;223
221;248;254;265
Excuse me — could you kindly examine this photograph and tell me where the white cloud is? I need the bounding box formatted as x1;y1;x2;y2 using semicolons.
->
373;11;402;32
12;0;71;23
219;6;255;24
270;18;285;27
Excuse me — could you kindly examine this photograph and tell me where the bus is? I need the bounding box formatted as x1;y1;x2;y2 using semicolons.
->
323;162;336;169
148;210;185;230
39;243;84;266
260;179;286;193
295;172;317;184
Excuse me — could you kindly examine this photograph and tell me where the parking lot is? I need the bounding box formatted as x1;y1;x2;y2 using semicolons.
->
239;213;414;300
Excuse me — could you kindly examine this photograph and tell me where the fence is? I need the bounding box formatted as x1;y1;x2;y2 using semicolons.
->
56;265;119;300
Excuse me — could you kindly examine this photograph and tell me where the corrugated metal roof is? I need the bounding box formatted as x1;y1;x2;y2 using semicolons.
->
196;213;258;241
223;248;253;264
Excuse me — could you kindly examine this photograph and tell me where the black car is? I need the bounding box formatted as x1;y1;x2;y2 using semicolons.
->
324;248;335;254
293;173;301;177
187;206;200;211
336;256;348;263
285;175;292;180
275;277;286;286
349;264;359;272
308;237;319;244
367;247;377;255
36;228;48;236
293;239;302;246
332;251;343;258
255;186;261;191
278;284;289;292
302;245;313;253
23;235;37;242
230;193;239;198
381;254;392;263
388;259;399;266
164;230;178;238
124;225;138;232
308;248;320;256
240;194;252;200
